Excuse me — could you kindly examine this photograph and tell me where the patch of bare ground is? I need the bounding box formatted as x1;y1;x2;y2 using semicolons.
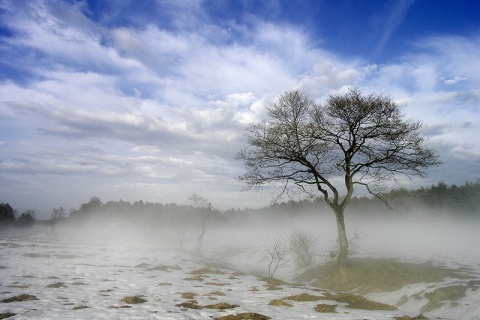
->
158;282;173;286
176;301;238;310
1;294;38;303
46;282;66;288
204;302;239;309
280;292;396;311
393;315;428;320
320;292;396;311
260;277;288;290
72;305;89;310
184;275;204;281
181;292;198;299
190;267;225;275
215;313;271;320
421;285;468;313
206;281;229;286
121;296;146;304
149;264;181;272
99;288;114;295
6;284;28;288
314;303;337;313
268;299;292;307
109;305;131;309
0;313;16;319
176;300;202;309
283;293;323;301
260;277;288;286
294;257;469;294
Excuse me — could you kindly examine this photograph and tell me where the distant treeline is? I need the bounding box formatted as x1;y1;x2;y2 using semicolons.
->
66;196;223;224
381;181;480;215
0;203;36;227
1;181;479;228
65;181;480;225
227;181;480;217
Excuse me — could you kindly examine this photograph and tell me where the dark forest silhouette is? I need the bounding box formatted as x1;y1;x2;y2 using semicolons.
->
2;181;479;230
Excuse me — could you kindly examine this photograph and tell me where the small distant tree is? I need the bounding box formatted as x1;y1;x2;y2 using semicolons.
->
265;233;290;280
70;197;102;220
0;203;16;226
237;89;440;260
82;196;102;213
289;228;317;269
188;193;212;254
51;206;67;230
16;210;36;227
171;210;190;250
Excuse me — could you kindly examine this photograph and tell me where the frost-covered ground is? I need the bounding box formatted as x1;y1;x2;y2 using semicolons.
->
1;213;479;320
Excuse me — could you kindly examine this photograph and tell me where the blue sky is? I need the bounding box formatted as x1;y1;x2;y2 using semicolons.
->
1;0;479;218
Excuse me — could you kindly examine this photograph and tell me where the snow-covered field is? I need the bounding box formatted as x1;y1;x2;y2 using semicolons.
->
1;213;479;320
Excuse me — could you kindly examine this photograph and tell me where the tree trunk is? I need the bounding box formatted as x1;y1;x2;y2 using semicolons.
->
335;209;349;261
195;210;209;254
195;223;206;253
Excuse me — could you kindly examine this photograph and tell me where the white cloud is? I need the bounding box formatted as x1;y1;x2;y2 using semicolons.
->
443;76;468;85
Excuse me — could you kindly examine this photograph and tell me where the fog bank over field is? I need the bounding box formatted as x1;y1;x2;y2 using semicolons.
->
2;199;479;319
54;200;480;274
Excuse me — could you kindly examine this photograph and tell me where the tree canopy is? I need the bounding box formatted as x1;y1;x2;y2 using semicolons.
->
237;89;440;259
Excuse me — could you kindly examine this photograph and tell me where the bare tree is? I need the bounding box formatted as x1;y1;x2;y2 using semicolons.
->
170;211;189;250
289;228;317;269
51;206;66;231
265;233;289;280
237;89;440;260
188;193;212;254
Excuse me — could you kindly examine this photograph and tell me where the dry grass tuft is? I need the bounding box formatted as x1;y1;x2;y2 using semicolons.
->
176;300;202;309
393;315;428;320
283;293;323;302
46;282;66;288
206;281;229;286
109;305;132;309
268;299;292;307
215;313;271;320
6;284;29;288
295;257;468;294
204;302;239;309
421;285;467;313
150;264;181;272
72;305;89;310
2;294;38;303
190;267;225;275
184;275;204;281
181;292;198;299
176;301;238;310
321;293;396;311
121;296;147;304
314;304;337;313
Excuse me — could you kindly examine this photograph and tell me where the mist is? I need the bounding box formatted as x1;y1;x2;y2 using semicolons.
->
43;197;480;279
2;193;479;319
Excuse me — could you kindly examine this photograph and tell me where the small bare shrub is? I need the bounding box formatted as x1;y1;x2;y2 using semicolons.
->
264;233;289;280
347;229;365;255
289;228;316;269
328;229;365;259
